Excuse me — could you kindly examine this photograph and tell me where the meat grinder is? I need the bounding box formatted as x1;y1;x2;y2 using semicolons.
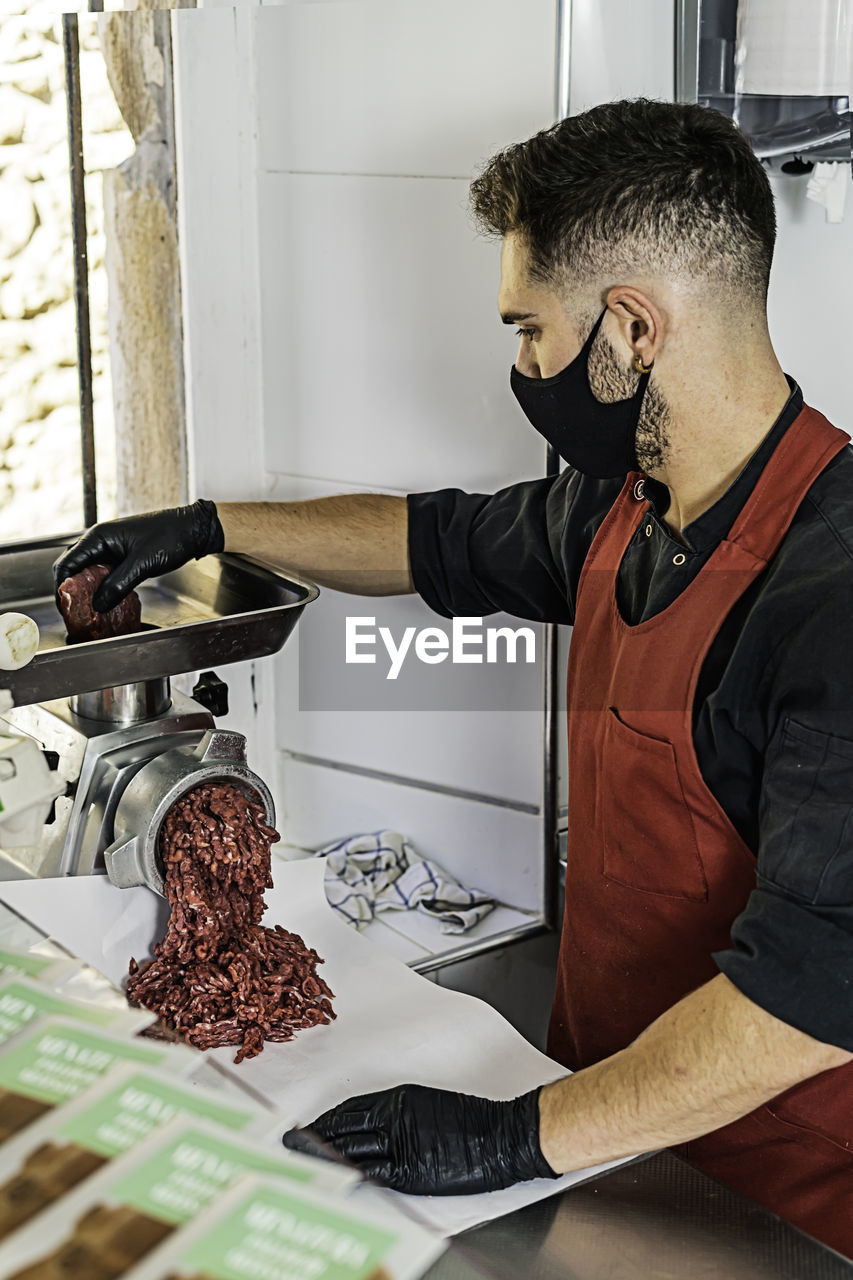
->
0;535;318;893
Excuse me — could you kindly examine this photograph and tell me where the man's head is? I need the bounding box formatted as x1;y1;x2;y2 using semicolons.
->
472;99;778;473
472;97;775;318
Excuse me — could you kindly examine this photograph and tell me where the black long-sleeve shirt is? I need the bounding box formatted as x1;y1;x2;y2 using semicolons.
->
407;380;853;1052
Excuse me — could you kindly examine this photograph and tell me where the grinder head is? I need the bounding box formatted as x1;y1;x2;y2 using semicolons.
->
104;728;275;894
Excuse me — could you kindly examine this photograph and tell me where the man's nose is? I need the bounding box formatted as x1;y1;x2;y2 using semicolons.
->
515;337;540;379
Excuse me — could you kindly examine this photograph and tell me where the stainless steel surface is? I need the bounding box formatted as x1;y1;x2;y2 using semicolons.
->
0;535;318;707
70;677;172;724
61;14;97;528
539;4;572;933
675;0;700;104
425;1152;853;1279
105;728;275;893
411;919;546;976
554;0;572;121
557;803;568;876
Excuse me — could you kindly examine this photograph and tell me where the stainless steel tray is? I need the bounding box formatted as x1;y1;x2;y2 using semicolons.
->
0;534;319;706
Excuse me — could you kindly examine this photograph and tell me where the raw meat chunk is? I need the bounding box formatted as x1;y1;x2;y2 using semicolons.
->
57;564;141;642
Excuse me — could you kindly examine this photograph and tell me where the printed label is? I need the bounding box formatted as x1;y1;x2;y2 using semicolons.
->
180;1182;395;1280
0;1023;168;1105
58;1071;256;1159
0;978;116;1047
113;1127;315;1227
0;949;56;980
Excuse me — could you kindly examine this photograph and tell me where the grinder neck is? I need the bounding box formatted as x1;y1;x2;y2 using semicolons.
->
69;677;171;726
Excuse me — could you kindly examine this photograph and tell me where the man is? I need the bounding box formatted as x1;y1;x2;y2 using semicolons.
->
56;100;853;1254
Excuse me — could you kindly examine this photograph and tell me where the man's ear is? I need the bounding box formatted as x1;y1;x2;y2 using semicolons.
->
605;286;665;368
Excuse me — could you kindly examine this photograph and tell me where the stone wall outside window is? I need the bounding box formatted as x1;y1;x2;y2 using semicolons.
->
0;5;130;543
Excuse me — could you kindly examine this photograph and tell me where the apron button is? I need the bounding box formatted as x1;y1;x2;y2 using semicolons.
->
673;552;686;565
633;479;645;501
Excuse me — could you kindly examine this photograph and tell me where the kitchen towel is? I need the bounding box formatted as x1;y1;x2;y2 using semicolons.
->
316;829;495;934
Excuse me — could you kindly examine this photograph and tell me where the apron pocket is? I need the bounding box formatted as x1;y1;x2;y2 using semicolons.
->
601;707;708;901
766;1064;853;1152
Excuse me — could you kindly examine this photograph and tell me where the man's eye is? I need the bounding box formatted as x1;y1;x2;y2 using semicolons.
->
515;327;536;340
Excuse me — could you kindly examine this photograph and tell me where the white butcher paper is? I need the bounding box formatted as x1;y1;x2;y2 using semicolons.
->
0;860;632;1235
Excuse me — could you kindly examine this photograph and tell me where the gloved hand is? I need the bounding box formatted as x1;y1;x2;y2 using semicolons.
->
53;500;225;614
282;1083;558;1196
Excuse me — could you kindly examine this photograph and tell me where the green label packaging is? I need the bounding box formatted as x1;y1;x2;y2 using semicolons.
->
165;1181;394;1280
112;1117;356;1225
0;947;72;982
124;1175;446;1280
0;1062;279;1246
0;1059;272;1168
56;1063;273;1158
0;1114;358;1276
0;1014;195;1110
0;974;138;1047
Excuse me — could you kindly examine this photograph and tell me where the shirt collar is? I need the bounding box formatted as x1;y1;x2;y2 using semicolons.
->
642;377;804;553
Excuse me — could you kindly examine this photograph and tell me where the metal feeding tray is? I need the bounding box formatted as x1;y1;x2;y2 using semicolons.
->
0;534;319;707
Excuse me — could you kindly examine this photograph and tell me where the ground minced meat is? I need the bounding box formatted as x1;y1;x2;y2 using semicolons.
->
126;782;335;1063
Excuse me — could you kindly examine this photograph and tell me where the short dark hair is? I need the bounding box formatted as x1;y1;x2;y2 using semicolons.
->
470;99;776;307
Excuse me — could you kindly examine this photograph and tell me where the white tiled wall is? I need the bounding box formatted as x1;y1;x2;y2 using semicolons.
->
259;469;545;804
278;758;541;912
569;0;675;111
767;176;853;433
258;172;546;492
275;598;544;806
255;0;557;179
174;7;267;501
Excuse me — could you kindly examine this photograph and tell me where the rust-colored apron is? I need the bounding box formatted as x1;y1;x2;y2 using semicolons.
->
548;405;853;1255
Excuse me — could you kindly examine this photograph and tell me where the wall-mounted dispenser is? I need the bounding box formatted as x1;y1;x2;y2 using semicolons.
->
677;0;851;173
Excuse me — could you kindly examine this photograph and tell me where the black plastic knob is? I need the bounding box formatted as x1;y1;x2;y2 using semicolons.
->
781;157;814;175
192;670;229;718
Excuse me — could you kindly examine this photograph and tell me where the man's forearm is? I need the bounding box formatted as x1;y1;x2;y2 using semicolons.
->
539;973;852;1173
216;495;414;595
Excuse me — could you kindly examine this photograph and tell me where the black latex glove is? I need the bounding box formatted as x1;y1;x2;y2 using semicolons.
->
282;1083;558;1196
52;500;225;613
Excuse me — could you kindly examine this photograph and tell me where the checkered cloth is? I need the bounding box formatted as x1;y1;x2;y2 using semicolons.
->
315;829;495;934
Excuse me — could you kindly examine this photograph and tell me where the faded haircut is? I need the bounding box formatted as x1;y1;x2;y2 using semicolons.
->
470;99;776;310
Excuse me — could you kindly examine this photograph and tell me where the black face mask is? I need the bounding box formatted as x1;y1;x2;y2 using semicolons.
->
510;308;651;479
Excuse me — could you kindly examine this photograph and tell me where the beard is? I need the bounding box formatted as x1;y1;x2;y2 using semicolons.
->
585;325;673;474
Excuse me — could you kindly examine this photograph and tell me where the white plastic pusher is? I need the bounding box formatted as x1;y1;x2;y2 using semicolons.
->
0;613;39;672
0;617;62;848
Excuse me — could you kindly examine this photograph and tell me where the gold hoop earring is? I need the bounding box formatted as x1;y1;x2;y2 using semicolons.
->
632;354;654;374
